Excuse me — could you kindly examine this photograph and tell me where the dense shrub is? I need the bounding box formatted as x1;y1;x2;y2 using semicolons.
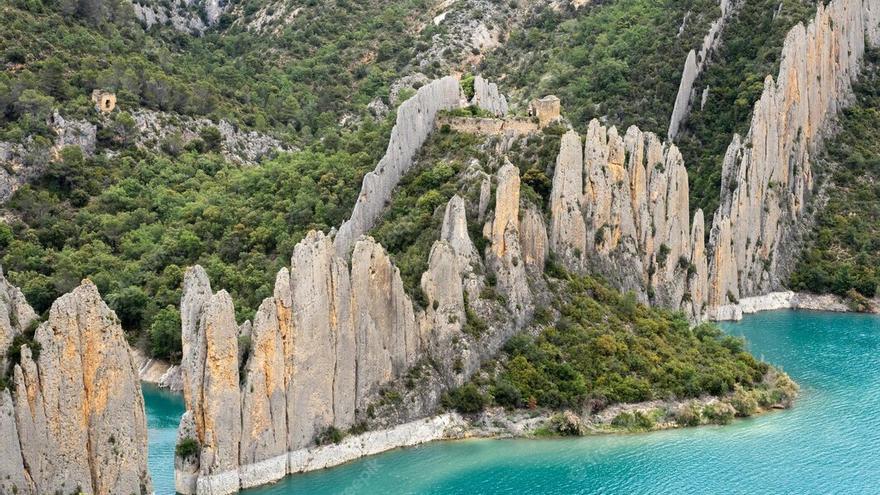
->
482;276;769;410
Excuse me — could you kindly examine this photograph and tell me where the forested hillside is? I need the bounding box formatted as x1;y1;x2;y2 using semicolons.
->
1;0;879;368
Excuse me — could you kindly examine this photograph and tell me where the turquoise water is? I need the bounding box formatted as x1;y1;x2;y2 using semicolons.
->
145;310;880;494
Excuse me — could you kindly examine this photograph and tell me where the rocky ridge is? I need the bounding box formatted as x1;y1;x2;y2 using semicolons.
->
174;116;549;492
333;75;507;256
550;0;880;319
0;278;152;495
668;0;739;140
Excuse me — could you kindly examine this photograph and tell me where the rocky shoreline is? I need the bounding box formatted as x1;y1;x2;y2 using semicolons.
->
133;348;184;392
708;291;879;321
174;372;796;489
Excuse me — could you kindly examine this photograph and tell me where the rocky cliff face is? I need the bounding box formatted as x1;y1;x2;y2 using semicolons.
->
0;268;38;371
668;0;738;140
550;0;880;319
176;152;546;493
334;75;508;256
706;0;880;311
0;279;152;495
549;122;703;314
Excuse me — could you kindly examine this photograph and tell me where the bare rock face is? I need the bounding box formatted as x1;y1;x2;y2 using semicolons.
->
489;161;532;319
549;120;702;308
547;0;880;319
335;75;511;256
519;205;548;273
441;194;481;275
351;239;419;414
7;280;151;495
177;233;431;493
0;389;30;495
549;130;587;269
707;0;880;310
334;77;464;256
0;268;37;370
470;75;509;117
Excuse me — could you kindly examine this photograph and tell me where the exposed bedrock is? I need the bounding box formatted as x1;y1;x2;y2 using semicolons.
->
1;279;152;495
334;75;508;256
549;122;704;315
550;0;880;319
176;159;544;492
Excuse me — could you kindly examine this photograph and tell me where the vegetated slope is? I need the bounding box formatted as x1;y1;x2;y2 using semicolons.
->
0;0;434;143
480;0;721;135
790;51;880;302
674;0;819;218
445;272;798;426
0;121;391;362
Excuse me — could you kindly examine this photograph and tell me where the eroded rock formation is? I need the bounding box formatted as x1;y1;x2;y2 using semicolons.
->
0;279;152;495
668;0;738;140
706;0;880;312
549;122;704;314
551;0;880;319
334;75;508;256
176;158;544;493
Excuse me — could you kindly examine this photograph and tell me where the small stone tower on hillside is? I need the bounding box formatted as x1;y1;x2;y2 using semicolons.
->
91;90;117;114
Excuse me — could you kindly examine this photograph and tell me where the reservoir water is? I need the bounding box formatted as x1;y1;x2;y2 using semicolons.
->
145;310;880;494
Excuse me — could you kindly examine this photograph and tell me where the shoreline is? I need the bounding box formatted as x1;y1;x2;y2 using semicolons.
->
707;291;879;322
177;388;793;494
132;348;184;392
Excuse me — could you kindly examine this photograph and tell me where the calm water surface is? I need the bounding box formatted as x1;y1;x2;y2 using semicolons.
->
145;310;880;494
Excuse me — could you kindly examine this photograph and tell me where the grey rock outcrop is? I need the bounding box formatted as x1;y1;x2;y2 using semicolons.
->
334;77;463;256
132;109;290;165
470;75;509;117
706;0;880;311
2;280;152;495
549;120;700;308
176;233;432;493
668;0;738;140
549;0;880;319
131;0;229;34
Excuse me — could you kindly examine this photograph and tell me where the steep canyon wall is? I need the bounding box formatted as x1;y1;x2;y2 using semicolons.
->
551;0;880;319
0;276;152;495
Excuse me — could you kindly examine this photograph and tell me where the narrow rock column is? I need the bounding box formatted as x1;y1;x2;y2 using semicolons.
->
12;280;152;495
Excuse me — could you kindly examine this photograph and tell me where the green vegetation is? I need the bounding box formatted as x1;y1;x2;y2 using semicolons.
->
174;437;199;459
0;0;438;144
490;276;769;410
790;53;880;300
676;0;818;217
1;120;390;361
315;425;345;446
481;0;720;135
444;274;793;419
